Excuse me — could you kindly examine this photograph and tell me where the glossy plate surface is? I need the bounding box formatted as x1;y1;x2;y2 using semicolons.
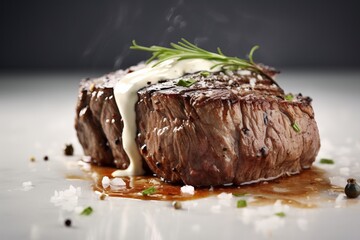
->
1;71;360;239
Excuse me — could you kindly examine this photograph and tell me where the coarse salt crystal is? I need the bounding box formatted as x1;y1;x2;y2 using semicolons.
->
50;185;81;211
329;176;347;187
102;176;110;188
181;185;195;195
82;156;92;163
335;193;347;208
22;181;33;191
217;192;233;207
22;181;33;187
238;70;251;75
335;193;346;202
249;78;257;88
217;192;233;199
110;178;126;187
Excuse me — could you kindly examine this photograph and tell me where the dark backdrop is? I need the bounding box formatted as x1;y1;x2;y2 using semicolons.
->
1;0;360;71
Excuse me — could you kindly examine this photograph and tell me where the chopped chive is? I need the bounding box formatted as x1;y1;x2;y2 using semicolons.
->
275;212;286;217
232;193;247;197
141;186;156;196
319;158;334;164
177;79;197;87
200;71;210;77
80;206;93;216
236;199;247;208
292;123;301;133
284;93;294;101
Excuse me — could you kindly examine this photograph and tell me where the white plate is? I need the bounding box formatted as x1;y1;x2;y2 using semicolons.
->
1;71;360;240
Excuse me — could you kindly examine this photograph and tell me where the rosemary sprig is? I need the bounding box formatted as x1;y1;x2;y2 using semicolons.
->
130;38;269;78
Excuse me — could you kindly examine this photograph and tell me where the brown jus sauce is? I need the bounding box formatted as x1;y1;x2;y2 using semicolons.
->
69;163;343;208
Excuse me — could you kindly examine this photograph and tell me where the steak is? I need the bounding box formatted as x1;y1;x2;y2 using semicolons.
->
75;66;320;186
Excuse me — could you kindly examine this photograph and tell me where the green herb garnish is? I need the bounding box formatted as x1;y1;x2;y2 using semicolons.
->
130;38;271;79
177;79;197;87
200;71;210;77
80;206;93;216
319;158;334;164
232;193;247;197
275;212;286;217
292;123;301;133
236;199;247;208
141;186;156;196
284;93;294;101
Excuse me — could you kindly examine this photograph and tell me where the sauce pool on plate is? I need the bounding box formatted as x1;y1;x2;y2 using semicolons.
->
69;163;343;208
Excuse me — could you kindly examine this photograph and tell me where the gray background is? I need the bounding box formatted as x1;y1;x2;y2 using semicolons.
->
1;0;360;71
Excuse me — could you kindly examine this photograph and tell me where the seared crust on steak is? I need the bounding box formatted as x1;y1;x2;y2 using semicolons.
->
75;67;320;186
75;70;131;169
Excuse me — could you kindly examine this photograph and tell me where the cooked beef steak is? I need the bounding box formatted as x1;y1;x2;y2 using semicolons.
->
75;67;320;186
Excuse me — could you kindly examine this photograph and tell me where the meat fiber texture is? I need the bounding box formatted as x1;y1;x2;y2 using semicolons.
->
75;67;320;186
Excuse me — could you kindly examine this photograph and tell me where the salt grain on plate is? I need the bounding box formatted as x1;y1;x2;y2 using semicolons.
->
22;181;33;191
110;178;126;189
217;192;233;207
335;193;347;208
22;181;32;187
102;176;110;188
329;176;347;187
50;185;81;211
217;192;233;200
181;185;195;195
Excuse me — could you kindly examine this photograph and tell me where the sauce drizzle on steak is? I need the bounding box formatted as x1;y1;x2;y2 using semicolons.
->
75;66;320;186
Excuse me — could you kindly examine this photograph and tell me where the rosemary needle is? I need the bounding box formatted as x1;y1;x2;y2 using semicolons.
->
130;38;271;79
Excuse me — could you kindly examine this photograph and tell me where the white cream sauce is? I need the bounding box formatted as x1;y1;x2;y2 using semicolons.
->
113;59;220;176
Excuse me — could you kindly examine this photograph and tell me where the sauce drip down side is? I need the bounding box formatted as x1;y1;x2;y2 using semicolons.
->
113;59;221;176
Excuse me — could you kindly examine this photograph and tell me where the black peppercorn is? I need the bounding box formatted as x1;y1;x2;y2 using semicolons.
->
64;144;74;156
43;156;49;161
64;219;72;227
172;201;182;209
345;178;360;198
